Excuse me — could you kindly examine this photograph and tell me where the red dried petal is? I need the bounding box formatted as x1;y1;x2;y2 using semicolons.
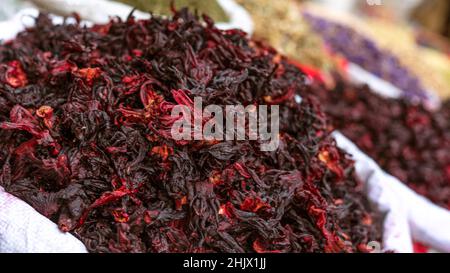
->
112;209;130;223
240;197;270;213
77;67;101;85
5;60;28;88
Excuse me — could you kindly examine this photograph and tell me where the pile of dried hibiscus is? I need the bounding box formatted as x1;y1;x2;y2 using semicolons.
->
0;9;381;252
311;79;450;209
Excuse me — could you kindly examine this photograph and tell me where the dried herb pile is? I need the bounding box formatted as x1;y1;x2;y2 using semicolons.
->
303;12;431;103
117;0;229;22
0;10;380;252
311;80;450;208
236;0;337;74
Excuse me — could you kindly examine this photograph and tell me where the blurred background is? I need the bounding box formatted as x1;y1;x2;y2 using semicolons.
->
0;0;449;101
1;0;449;39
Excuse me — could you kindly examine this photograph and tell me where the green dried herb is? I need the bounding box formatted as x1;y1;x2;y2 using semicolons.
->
118;0;229;22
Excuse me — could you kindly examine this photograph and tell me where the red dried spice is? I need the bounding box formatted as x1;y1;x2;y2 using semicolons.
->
0;10;381;253
310;78;450;208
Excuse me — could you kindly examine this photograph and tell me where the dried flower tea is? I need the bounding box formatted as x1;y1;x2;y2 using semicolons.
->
310;79;450;208
0;9;381;253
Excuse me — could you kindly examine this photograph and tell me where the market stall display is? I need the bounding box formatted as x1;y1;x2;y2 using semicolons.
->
0;9;381;253
1;0;450;255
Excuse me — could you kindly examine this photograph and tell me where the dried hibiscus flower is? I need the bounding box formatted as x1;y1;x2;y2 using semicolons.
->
0;9;381;253
310;77;450;209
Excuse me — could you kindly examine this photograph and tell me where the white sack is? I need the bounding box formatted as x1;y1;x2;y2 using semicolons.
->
334;132;450;253
0;187;87;253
